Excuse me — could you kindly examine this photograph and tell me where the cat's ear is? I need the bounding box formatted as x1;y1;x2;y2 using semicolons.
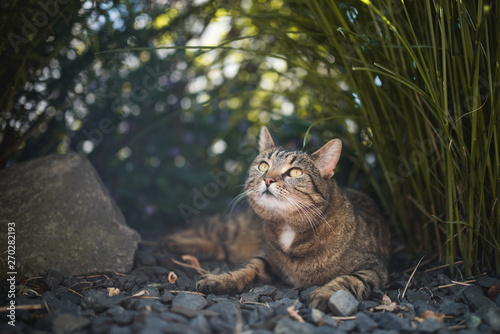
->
259;126;275;153
311;139;342;179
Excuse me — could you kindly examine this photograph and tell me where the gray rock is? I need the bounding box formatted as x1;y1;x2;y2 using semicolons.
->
274;318;315;334
476;305;500;332
241;291;260;303
273;287;299;300
338;319;356;332
306;308;324;325
460;285;495;311
50;312;90;334
413;299;438;316
207;300;238;324
378;312;412;331
327;290;359;316
476;276;500;289
160;290;175;303
355;312;378;332
252;285;277;296
190;315;211;334
172;292;207;311
438;300;468;316
0;153;141;281
417;318;445;333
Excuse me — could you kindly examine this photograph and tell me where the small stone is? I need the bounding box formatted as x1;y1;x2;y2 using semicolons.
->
277;298;302;309
81;289;109;310
51;313;90;334
300;286;317;302
306;308;324;325
252;285;277;296
172;292;207;311
378;312;411;331
358;300;379;311
108;325;133;334
417;319;444;333
338;319;356;332
495;294;500;307
190;315;211;334
45;270;65;289
355;312;378;332
135;249;157;267
240;292;260;303
161;311;189;324
273;287;299;300
327;290;359;316
476;305;500;331
405;289;430;303
370;286;385;301
413;299;438;316
465;314;482;329
460;285;495;311
207;301;238;324
160;290;175;303
476;276;500;289
438;300;467;316
274;318;315;334
134;272;149;287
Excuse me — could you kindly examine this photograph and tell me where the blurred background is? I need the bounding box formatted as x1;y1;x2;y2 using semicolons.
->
1;0;498;275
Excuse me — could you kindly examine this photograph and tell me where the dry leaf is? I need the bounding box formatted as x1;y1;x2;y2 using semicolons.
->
374;302;398;312
382;294;392;305
181;255;201;269
286;300;304;323
488;284;500;300
107;287;120;297
132;289;147;297
168;271;178;284
416;310;445;323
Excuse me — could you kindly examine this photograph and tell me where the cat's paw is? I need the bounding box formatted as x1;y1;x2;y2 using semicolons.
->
307;286;334;312
196;273;240;295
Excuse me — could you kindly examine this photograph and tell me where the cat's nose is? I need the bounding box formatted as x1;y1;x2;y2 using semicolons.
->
264;177;276;187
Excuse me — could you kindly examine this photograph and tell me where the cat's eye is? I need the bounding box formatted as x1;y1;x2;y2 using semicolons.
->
289;168;303;177
258;162;270;172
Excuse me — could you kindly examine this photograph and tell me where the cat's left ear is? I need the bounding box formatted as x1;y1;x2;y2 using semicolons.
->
259;126;275;153
311;139;342;179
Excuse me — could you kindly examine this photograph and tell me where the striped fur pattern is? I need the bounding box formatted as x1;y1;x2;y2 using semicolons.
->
169;127;390;311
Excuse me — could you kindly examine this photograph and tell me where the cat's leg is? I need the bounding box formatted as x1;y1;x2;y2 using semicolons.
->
163;229;228;261
308;262;388;311
197;257;273;294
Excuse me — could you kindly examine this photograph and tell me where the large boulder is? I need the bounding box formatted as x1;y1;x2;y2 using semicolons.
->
0;153;141;281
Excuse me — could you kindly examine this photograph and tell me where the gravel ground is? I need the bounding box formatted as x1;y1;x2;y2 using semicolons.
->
1;240;500;334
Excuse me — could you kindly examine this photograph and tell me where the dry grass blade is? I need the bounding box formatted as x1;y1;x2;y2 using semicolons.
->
402;256;424;300
169;290;206;297
0;304;44;312
438;279;475;289
171;257;208;274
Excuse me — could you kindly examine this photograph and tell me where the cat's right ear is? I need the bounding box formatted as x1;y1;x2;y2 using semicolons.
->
259;126;275;153
311;139;342;179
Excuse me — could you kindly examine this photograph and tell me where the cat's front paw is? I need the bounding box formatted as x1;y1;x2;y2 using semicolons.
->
307;286;334;312
196;273;240;295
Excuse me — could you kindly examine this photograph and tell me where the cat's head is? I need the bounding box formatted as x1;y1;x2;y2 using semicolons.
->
245;126;342;226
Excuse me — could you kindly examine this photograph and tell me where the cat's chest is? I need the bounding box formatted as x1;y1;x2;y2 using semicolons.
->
279;224;296;251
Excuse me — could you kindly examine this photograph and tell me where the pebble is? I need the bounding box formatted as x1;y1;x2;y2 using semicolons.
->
274;318;316;334
4;242;500;334
328;290;360;316
172;292;207;311
355;312;378;332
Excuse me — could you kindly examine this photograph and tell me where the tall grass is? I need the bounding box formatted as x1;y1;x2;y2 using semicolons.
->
271;0;499;274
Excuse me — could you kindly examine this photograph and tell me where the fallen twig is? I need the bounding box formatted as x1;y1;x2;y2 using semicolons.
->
171;257;208;274
402;256;424;300
438;279;475;289
286;300;304;323
331;316;356;321
423;261;464;273
169;290;206;297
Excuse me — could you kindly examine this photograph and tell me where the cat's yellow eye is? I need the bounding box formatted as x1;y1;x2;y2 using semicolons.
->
289;168;303;177
258;162;270;172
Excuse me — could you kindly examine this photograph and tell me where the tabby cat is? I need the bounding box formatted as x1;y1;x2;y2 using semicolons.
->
166;126;390;311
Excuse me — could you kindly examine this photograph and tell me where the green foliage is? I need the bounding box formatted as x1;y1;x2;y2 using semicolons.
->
237;0;498;274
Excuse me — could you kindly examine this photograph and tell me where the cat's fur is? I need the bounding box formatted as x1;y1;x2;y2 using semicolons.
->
166;127;390;311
